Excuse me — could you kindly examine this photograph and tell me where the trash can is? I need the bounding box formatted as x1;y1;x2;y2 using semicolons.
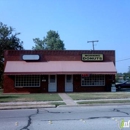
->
111;83;116;92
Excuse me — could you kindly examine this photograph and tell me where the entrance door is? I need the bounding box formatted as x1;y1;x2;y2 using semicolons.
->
65;75;73;92
48;75;57;92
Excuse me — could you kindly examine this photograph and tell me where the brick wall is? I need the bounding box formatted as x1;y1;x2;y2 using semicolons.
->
4;50;115;63
3;50;116;93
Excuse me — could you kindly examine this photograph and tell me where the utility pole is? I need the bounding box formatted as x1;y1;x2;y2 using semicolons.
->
87;40;99;50
128;66;130;73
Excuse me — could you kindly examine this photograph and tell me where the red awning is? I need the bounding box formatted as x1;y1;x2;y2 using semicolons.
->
4;61;117;75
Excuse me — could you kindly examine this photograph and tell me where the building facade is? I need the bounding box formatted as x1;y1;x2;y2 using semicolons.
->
3;50;117;93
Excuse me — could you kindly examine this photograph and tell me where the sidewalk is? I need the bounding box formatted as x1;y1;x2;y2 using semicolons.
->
75;98;130;102
0;101;56;110
58;93;77;105
0;93;130;110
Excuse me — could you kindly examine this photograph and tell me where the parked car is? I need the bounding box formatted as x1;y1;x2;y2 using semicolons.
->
116;81;130;90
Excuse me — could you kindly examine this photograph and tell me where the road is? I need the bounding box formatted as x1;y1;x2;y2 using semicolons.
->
0;105;130;130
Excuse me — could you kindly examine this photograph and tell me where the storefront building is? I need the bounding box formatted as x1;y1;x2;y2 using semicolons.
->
3;50;117;93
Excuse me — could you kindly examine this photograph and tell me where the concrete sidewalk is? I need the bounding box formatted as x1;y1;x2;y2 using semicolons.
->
75;98;130;102
0;101;56;110
58;93;77;105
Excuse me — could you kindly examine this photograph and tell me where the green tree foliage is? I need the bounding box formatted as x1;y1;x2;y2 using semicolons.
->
32;38;46;50
0;22;23;88
116;72;130;82
123;73;130;80
32;30;65;50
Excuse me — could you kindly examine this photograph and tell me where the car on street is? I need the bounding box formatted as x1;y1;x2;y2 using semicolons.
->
116;80;130;90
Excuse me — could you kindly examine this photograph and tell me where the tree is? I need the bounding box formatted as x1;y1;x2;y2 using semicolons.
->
0;22;23;88
32;38;46;50
32;30;65;50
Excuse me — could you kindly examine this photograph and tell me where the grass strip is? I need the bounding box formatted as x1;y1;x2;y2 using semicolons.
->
0;90;62;102
68;92;130;100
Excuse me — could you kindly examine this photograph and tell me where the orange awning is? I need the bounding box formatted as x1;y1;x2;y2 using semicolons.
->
4;61;117;75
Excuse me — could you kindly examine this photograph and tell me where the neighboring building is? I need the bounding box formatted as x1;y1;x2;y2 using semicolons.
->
3;50;117;93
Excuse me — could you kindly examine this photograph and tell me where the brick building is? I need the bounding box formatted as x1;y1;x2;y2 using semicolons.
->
3;50;117;93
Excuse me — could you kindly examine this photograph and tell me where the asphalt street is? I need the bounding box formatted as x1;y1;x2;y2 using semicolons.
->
0;105;130;130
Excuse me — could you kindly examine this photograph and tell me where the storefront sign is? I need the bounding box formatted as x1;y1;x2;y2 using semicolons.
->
81;74;90;77
82;54;103;61
22;55;40;60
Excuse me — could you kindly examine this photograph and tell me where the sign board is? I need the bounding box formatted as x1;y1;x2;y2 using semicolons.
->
82;54;103;61
22;55;40;60
81;74;90;77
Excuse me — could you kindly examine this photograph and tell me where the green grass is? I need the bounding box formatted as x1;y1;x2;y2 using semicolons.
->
78;100;130;105
68;92;130;100
0;89;62;102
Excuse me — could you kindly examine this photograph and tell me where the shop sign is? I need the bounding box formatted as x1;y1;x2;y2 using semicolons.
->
82;54;103;61
81;74;90;77
22;55;40;60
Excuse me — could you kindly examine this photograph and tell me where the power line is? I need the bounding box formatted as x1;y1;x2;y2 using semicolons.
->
116;57;130;62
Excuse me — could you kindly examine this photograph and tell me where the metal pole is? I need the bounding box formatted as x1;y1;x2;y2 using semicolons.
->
87;40;99;50
92;41;94;50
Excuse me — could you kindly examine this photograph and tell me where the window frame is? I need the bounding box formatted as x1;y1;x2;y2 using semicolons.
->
81;74;105;87
50;75;56;83
66;75;72;83
15;75;41;88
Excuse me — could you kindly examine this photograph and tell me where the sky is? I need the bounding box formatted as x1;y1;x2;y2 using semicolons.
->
0;0;130;73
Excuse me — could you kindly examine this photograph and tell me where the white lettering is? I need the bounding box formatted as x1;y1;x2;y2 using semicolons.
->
123;120;130;128
124;122;129;127
128;120;130;126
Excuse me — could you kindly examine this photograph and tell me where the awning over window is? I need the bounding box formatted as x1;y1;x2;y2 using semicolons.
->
4;61;117;75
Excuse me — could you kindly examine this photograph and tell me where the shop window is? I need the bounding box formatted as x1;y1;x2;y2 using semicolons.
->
81;75;105;86
15;75;40;87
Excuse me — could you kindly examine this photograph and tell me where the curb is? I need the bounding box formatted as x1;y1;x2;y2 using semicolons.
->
0;103;130;110
58;103;130;107
0;105;56;110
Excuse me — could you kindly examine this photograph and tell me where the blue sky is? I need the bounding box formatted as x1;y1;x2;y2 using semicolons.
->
0;0;130;73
